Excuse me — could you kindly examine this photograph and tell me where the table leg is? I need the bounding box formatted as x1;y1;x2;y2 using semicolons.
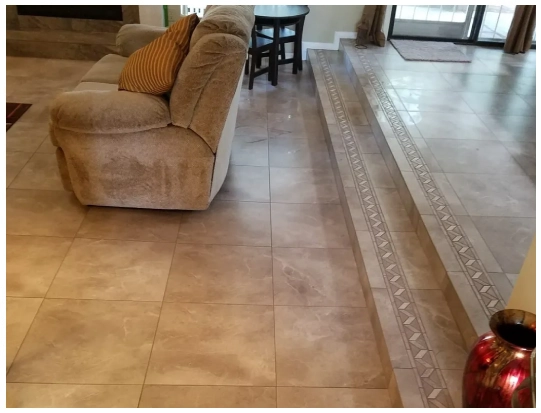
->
271;18;280;86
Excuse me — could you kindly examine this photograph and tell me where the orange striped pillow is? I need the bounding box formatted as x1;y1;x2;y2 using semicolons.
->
119;14;199;95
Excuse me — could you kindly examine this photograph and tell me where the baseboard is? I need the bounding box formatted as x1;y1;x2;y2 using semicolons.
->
302;31;356;60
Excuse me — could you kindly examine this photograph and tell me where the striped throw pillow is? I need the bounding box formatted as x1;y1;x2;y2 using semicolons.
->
119;14;199;95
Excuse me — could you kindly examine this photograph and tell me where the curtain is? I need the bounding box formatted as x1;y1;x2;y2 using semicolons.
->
504;5;536;54
356;6;387;47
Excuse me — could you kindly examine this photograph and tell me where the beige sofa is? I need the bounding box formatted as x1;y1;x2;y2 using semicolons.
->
50;5;254;210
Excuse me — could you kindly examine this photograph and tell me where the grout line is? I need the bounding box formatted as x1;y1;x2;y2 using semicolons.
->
267;110;279;403
6;381;390;389
8;296;370;309
6;205;90;377
137;218;181;407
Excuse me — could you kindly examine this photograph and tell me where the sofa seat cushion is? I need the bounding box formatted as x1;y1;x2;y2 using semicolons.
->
74;82;119;92
51;90;171;134
81;54;128;84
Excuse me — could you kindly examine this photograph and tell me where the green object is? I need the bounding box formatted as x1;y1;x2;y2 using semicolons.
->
163;5;168;27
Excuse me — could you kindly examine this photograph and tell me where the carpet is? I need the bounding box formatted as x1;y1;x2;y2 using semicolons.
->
6;102;32;131
390;40;472;62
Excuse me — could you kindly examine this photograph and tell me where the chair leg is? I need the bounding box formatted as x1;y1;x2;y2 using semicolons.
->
257;55;262;69
267;50;273;82
271;20;280;86
297;16;305;72
249;53;256;90
292;31;299;74
280;44;286;61
245;57;249;75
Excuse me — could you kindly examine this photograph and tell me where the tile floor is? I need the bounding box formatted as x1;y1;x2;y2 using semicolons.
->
310;41;536;407
6;57;391;408
311;49;467;408
357;43;536;301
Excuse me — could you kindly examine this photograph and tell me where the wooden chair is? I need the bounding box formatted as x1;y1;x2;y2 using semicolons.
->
245;25;274;90
255;17;305;74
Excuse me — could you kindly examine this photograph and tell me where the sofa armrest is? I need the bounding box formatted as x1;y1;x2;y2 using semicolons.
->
51;90;171;134
116;24;167;57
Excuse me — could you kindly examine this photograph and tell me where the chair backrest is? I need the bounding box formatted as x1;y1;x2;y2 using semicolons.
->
169;5;254;152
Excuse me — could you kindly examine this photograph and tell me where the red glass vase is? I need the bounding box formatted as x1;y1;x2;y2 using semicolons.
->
463;309;536;408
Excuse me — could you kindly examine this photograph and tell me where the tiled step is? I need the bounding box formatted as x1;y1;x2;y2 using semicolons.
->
307;47;472;408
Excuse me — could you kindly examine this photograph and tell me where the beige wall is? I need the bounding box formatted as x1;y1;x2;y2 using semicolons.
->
507;237;536;314
303;5;364;43
139;5;164;27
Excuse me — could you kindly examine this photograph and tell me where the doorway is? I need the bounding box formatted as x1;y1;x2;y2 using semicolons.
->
389;5;533;46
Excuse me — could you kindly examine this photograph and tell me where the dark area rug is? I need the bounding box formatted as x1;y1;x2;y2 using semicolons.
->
7;102;32;131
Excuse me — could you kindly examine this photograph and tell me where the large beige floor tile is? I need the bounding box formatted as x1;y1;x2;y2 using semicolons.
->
6;384;142;408
268;112;324;140
502;141;536;176
425;139;525;175
277;387;392;408
374;187;414;232
165;244;273;305
441;369;463;408
7;235;72;297
214;165;270;202
390;232;439;289
471;216;535;274
273;247;364;307
271;203;350;248
364;153;396;188
77;207;181;242
274;306;386;388
177;201;271;246
35;135;57;153
267;96;319;117
382;70;453;90
446;173;535;217
394;89;473;113
236;108;267;128
6;297;42;371
10;153;64;191
6;121;49;152
412;290;468;370
461;92;533;116
269;138;332;168
408;111;496;141
230;135;268;167
6;151;32;187
478;114;535;142
270;167;339;204
7;189;87;237
7;299;160;384
47;239;174;301
140;385;276;408
146;303;275;386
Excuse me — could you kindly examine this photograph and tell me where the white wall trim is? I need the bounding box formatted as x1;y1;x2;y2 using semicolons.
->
302;31;356;60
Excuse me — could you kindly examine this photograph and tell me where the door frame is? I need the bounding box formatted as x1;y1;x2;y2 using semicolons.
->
388;5;535;49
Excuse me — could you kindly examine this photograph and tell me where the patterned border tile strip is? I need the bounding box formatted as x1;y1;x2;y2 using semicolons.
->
344;41;505;317
315;50;451;408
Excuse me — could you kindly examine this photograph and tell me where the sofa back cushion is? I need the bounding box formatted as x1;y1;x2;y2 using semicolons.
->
190;5;254;48
169;6;254;152
118;14;199;95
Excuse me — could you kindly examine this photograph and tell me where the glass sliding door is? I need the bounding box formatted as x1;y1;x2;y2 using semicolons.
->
478;5;516;42
391;5;477;40
390;5;535;48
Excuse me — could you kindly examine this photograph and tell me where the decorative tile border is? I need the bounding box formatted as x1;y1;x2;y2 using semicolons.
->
342;42;505;319
313;50;451;408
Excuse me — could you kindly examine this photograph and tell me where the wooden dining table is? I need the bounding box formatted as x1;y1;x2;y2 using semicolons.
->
254;5;310;86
